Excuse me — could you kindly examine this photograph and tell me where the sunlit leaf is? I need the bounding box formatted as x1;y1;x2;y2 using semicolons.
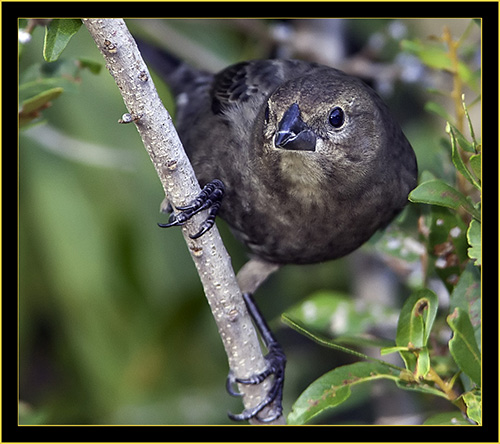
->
447;123;481;190
447;308;481;386
462;96;480;150
466;219;481;266
462;388;481;424
450;262;481;348
287;361;400;425
409;179;480;221
423;411;473;425
19;87;63;127
397;289;438;348
20;87;63;114
446;121;475;153
469;154;481;181
43;19;82;62
395;289;438;375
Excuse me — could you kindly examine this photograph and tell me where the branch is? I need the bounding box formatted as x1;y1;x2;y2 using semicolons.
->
83;18;280;424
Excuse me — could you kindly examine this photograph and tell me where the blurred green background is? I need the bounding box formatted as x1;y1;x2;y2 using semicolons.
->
19;18;479;425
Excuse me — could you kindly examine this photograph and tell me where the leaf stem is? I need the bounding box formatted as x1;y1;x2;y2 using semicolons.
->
426;366;467;414
282;314;405;372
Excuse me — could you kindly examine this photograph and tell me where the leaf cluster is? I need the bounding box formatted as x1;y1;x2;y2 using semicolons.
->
19;19;101;128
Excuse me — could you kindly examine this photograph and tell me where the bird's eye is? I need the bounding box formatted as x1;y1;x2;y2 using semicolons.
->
328;106;345;128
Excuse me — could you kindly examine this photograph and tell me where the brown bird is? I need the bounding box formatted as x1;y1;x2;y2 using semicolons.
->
137;38;418;422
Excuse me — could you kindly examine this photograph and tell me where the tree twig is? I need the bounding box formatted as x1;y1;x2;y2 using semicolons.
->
83;18;280;424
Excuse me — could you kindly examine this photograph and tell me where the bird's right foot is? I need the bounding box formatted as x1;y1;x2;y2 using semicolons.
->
158;179;225;238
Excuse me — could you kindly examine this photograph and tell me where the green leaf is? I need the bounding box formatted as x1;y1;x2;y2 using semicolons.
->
450;262;481;346
447;308;481;386
466;219;481;266
409;179;481;221
423;411;473;425
462;96;480;151
395;289;438;376
415;347;430;380
462;388;481;424
447;123;481;190
43;19;82;62
396;289;438;349
19;87;64;127
287;361;400;425
20;87;63;114
469;154;481;180
446;121;475;153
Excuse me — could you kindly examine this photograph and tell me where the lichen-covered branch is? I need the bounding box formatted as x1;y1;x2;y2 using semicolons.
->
83;18;277;424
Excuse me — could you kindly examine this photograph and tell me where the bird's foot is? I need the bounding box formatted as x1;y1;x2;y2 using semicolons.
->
158;179;225;239
226;343;286;422
226;292;286;423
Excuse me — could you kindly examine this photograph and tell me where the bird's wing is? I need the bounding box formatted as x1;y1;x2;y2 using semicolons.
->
210;59;315;115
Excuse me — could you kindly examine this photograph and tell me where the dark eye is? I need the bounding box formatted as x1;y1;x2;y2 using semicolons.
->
329;106;345;128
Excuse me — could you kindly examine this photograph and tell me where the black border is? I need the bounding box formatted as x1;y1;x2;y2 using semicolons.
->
8;2;498;442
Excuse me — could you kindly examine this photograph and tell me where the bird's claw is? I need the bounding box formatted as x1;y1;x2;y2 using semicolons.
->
158;179;225;238
226;343;286;422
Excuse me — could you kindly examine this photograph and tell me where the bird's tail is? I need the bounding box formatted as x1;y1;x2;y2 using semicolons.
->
135;37;211;98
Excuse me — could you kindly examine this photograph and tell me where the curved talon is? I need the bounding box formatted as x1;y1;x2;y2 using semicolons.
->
226;371;243;397
157;179;225;236
189;200;222;239
157;212;183;228
234;367;273;386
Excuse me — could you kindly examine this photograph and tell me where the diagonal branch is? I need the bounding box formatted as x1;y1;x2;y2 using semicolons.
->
83;18;281;424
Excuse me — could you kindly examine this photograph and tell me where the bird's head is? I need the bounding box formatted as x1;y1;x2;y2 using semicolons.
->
258;68;414;192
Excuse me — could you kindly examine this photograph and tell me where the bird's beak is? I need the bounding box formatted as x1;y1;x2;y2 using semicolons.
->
274;103;316;152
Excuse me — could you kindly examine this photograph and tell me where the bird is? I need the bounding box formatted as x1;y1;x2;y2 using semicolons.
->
136;37;418;423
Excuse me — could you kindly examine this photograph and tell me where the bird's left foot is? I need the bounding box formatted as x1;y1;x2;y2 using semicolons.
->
226;343;286;422
226;292;286;423
158;179;225;239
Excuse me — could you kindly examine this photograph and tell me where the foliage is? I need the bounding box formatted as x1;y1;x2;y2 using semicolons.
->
19;19;101;128
283;22;481;425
